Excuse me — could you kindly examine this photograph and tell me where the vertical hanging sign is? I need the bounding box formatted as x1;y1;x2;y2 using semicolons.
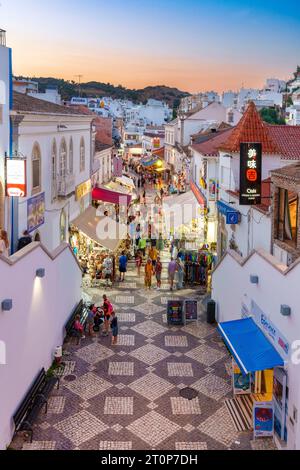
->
239;143;262;205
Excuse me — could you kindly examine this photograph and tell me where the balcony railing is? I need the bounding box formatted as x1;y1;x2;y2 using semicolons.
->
0;29;6;47
57;173;76;198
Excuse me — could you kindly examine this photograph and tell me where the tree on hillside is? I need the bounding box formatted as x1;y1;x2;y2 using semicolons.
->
260;107;286;125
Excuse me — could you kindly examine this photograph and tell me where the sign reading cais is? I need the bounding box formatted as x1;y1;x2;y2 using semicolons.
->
6;158;27;197
239;143;262;206
75;179;91;201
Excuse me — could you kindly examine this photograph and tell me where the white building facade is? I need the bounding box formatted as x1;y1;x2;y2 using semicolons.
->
11;92;94;251
0;29;11;232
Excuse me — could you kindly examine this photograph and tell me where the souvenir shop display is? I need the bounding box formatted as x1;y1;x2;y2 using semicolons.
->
183;248;214;288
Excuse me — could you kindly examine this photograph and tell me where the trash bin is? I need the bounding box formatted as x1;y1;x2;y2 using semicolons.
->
54;346;63;365
207;300;216;324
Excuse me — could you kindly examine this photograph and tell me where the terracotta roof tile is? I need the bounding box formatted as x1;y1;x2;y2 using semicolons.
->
191;128;234;156
267;125;300;160
13;91;88;116
220;101;279;154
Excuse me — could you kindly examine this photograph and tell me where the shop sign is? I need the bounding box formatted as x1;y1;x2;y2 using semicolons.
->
6;158;27;197
153;138;160;148
273;368;288;442
251;301;290;358
167;300;184;326
239;143;262;206
185;300;198;322
76;179;92;201
253;402;274;438
27;193;45;233
226;211;240;225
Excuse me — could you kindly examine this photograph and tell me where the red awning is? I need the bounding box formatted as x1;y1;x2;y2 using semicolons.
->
92;187;132;206
190;182;206;207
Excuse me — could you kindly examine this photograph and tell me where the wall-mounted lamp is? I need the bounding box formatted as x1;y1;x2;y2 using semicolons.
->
281;305;291;317
250;275;259;285
2;299;13;311
36;268;46;278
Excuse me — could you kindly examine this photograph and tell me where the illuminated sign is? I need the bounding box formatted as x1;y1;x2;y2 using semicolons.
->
75;179;92;201
6;158;27;197
239;143;262;205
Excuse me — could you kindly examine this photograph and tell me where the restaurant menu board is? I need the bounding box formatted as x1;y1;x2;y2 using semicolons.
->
232;359;252;395
185;300;198;322
167;300;184;326
253;402;274;438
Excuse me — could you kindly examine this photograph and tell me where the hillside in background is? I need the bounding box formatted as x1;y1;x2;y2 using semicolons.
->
14;76;190;108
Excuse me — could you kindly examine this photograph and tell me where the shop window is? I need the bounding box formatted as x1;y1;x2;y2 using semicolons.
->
80;137;85;173
32;142;41;194
51;139;57;200
59;138;67;178
277;188;299;246
69;138;74;174
60;210;67;243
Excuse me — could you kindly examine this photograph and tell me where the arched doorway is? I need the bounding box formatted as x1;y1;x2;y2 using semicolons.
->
0;180;4;229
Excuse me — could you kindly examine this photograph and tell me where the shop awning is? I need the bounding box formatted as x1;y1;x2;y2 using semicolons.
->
141;155;159;167
190;182;206;207
115;175;135;190
218;318;284;375
163;191;198;231
71;206;128;252
92;186;132;206
217;200;240;217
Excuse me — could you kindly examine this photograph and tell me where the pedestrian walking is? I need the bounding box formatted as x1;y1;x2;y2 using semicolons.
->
103;254;113;287
143;190;146;205
87;305;96;337
135;250;143;277
168;257;177;291
0;230;9;258
110;311;119;346
145;258;153;290
119;250;128;282
102;294;114;336
149;245;158;269
74;315;85;344
155;256;162;290
176;257;185;290
138;238;147;258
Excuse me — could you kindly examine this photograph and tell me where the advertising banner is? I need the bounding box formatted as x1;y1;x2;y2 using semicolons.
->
240;143;262;206
167;300;184;326
253;401;274;438
113;156;123;177
27;193;45;233
232;359;252;395
209;179;217;200
185;300;198;323
6;158;27;197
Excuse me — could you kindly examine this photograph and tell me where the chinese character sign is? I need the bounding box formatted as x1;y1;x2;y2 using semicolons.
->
239;143;262;205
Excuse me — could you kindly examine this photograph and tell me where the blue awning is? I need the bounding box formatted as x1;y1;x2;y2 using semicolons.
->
217;200;239;216
218;318;284;374
141;155;159;167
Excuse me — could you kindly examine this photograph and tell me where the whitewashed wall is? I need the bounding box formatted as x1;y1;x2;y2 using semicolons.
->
212;249;300;450
0;242;82;449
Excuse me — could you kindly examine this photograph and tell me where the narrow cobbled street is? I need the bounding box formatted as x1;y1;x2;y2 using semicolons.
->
14;251;272;452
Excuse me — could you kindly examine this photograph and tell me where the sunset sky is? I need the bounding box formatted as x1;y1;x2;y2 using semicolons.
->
1;0;300;92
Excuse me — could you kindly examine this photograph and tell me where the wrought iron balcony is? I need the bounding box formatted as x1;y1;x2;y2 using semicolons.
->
57;173;75;197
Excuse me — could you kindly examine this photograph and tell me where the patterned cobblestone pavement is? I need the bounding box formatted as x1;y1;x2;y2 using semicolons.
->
14;253;276;451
